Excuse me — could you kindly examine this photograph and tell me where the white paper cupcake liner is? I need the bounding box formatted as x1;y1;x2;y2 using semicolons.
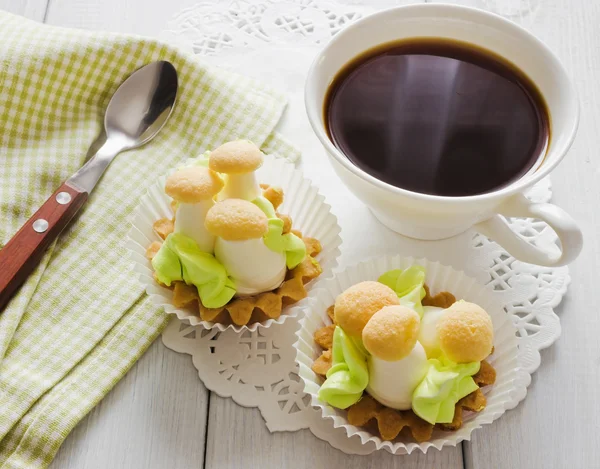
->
126;154;342;332
295;255;519;454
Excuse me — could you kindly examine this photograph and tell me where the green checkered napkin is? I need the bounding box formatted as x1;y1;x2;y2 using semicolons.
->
0;11;299;468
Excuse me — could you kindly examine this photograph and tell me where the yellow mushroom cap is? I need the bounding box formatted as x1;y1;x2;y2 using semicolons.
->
334;281;400;338
362;305;420;361
437;300;494;363
165;167;224;204
204;198;268;241
209;140;264;174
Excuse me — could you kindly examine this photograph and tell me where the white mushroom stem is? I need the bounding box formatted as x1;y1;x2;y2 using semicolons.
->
174;201;216;253
366;343;429;410
418;306;447;358
214;237;286;296
218;172;261;201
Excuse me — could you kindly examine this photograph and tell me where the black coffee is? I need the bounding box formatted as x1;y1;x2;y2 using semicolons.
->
325;38;550;197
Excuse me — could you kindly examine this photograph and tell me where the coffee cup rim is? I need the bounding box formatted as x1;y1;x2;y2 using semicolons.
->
304;3;580;205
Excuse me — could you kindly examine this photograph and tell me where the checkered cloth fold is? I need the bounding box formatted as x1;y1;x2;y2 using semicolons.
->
0;11;298;468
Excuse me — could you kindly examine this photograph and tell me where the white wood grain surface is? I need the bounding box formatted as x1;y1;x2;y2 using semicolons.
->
50;330;209;469
205;395;463;469
44;0;199;34
3;0;596;468
0;0;46;20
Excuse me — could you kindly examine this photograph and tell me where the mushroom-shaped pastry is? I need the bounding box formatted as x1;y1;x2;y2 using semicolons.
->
419;301;494;360
436;300;494;363
209;140;264;201
205;198;286;295
362;306;429;410
334;281;399;338
165;166;224;253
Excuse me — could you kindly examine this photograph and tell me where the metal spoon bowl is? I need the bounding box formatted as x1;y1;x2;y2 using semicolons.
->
105;61;178;148
70;61;178;191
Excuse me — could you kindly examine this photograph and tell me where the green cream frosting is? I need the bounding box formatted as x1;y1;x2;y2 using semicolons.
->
179;150;211;169
318;326;369;409
253;195;277;218
151;232;236;309
378;265;426;317
252;196;307;269
412;356;480;425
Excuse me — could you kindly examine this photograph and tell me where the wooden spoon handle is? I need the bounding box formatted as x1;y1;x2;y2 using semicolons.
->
0;182;88;311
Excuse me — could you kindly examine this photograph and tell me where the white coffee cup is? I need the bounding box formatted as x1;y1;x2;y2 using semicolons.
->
305;4;582;267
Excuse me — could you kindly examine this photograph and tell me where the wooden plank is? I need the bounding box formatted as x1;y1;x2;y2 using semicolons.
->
38;3;212;469
50;340;209;469
0;0;48;21
197;0;458;465
439;1;600;468
205;395;464;469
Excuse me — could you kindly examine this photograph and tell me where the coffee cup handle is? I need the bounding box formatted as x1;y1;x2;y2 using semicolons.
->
473;194;583;267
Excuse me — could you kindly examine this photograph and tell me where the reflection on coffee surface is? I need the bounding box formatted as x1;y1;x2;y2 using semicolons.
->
325;38;550;197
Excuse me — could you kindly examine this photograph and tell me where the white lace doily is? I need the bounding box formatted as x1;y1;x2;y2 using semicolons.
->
160;0;568;455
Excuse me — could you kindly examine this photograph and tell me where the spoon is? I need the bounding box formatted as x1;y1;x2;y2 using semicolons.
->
0;61;178;311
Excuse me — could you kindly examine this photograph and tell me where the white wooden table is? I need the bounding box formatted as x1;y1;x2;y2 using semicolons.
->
3;0;598;468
